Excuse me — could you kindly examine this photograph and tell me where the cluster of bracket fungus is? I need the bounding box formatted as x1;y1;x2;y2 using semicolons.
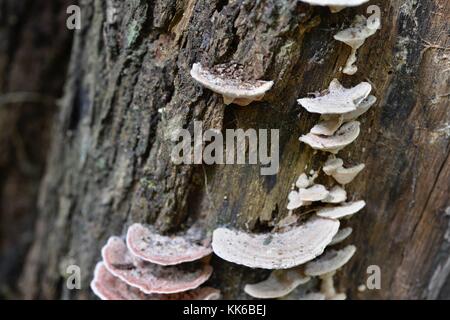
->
299;0;369;13
91;223;220;300
190;62;274;106
334;14;380;75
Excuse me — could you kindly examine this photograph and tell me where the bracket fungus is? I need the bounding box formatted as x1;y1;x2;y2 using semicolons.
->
91;262;220;300
126;223;212;266
190;62;274;106
211;216;340;269
316;200;366;219
323;156;365;184
299;121;361;154
297;79;372;115
310;116;344;136
342;95;377;121
329;227;353;245
287;172;320;210
322;185;347;204
305;245;356;299
299;0;369;13
334;15;380;75
244;268;311;299
102;236;212;294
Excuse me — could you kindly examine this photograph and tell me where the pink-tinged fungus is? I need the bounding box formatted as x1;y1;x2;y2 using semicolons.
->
211;216;340;269
304;245;356;299
316;200;366;219
334;15;380;75
297;79;371;114
299;121;361;154
126;223;212;266
102;236;212;294
91;262;220;300
244;268;310;299
190;62;274;106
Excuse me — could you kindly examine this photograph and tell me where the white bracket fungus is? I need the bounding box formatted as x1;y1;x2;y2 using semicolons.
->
299;121;361;154
190;62;274;106
322;185;347;204
244;268;311;299
287;172;321;210
91;262;220;300
299;0;369;13
329;227;353;245
297;79;372;115
316;200;366;219
101;236;212;294
310;116;344;136
305;245;356;299
211;217;340;269
126;223;212;266
323;156;365;184
334;15;380;75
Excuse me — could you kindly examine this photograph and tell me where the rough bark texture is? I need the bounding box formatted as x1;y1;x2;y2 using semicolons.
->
5;0;449;299
0;0;73;298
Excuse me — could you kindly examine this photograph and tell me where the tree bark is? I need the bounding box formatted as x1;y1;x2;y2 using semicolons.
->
0;0;73;298
13;0;450;299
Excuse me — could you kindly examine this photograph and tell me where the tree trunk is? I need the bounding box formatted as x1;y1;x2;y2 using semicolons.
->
11;0;450;299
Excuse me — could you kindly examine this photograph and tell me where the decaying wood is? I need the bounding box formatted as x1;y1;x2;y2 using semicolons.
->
10;0;450;299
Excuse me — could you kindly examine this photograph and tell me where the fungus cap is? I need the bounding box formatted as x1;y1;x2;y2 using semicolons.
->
316;200;366;219
102;237;212;294
287;190;310;210
305;245;357;276
332;163;366;184
297;79;371;114
310;116;344;136
334;15;380;75
211;216;340;269
322;185;347;204
298;184;329;202
126;223;212;266
190;63;273;106
329;227;353;245
299;0;369;12
299;121;361;154
91;262;220;300
244;268;311;299
342;95;377;121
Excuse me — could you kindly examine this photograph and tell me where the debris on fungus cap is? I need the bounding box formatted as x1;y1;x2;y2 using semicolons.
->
323;156;365;184
329;227;353;245
91;262;220;300
334;15;380;75
190;62;274;106
317;200;366;219
244;268;311;299
299;0;369;13
299;121;361;154
322;185;347;204
126;223;212;266
297;79;372;114
305;245;356;300
211;216;340;269
101;236;212;294
342;95;377;121
311;116;344;136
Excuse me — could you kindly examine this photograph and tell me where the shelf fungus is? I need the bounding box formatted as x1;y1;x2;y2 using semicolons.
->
91;262;220;300
126;223;212;266
299;121;361;154
323;156;365;184
305;245;356;299
211;216;340;269
244;268;311;299
287;172;320;210
190;62;274;106
299;0;369;13
297;79;372;115
316;200;366;219
334;15;380;75
329;227;353;245
322;185;347;204
101;236;212;294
